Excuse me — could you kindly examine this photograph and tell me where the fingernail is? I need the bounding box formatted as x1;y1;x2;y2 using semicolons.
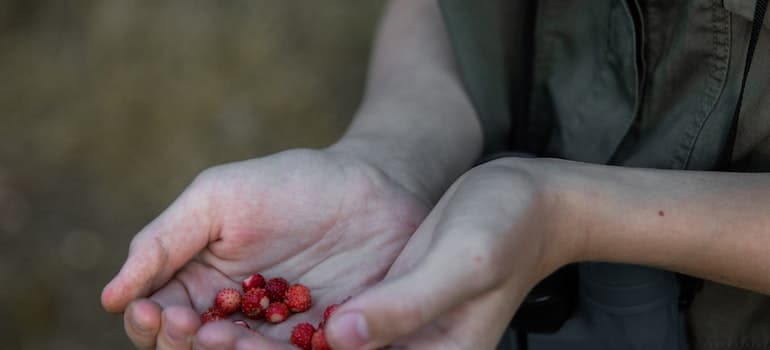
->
329;312;369;348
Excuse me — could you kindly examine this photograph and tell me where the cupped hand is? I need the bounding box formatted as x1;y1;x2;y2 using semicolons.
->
326;158;581;350
101;148;429;349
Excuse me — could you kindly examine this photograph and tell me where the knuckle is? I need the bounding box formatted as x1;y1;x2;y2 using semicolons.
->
184;166;222;206
191;166;220;191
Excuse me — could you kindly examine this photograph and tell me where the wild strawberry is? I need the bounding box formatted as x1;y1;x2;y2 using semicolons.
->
317;304;339;329
242;273;266;291
241;287;270;319
311;328;332;350
323;304;338;324
290;322;315;350
233;320;251;329
285;284;312;313
265;277;289;302
264;302;290;323
214;288;242;315
200;308;225;324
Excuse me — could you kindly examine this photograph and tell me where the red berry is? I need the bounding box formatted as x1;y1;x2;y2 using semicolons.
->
285;284;312;313
311;328;332;350
264;302;290;323
265;277;289;302
323;304;338;323
200;308;225;324
214;288;242;315
241;287;270;319
290;322;315;350
318;304;339;329
233;320;251;329
242;273;266;291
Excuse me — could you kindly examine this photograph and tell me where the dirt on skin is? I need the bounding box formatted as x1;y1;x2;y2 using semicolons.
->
0;1;384;348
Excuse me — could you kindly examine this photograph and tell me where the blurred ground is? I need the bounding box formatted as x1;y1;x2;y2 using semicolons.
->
0;1;384;348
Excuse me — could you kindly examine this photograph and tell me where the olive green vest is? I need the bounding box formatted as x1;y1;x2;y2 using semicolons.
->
439;0;770;348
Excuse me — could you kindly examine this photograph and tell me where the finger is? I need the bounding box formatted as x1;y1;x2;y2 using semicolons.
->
167;260;242;311
327;180;516;349
193;320;237;350
194;321;290;350
326;239;495;349
157;305;200;350
435;286;524;349
124;299;162;350
150;280;195;309
234;333;295;350
326;230;498;348
102;183;215;312
124;280;192;350
394;288;520;350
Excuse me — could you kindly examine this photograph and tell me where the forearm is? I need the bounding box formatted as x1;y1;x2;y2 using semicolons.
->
330;0;482;204
540;159;770;294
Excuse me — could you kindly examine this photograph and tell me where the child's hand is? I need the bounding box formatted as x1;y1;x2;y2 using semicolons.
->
101;149;428;349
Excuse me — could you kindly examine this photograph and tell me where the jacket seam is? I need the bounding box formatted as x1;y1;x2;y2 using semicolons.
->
679;0;732;169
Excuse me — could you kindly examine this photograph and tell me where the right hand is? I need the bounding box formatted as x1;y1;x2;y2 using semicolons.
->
325;158;578;350
101;148;429;349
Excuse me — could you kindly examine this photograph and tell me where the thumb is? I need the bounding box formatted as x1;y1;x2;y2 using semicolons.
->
101;180;216;312
326;227;497;350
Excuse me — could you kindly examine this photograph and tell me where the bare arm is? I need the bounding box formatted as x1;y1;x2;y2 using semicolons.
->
342;0;770;294
330;0;482;204
333;0;770;295
551;160;770;294
104;2;483;348
325;157;770;349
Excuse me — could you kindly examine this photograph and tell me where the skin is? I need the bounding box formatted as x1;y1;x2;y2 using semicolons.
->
326;158;770;349
102;0;480;349
103;0;770;349
102;149;431;350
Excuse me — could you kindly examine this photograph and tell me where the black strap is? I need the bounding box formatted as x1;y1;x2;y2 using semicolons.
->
721;0;768;169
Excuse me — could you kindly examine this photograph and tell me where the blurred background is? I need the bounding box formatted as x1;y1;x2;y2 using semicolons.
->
0;1;385;348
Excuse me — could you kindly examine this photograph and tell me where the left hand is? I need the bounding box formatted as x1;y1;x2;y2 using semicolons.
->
100;149;430;350
325;158;582;350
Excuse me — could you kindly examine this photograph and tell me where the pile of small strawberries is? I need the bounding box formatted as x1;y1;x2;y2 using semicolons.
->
200;273;340;350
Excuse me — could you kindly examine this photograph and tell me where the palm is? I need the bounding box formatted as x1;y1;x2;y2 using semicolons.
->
140;149;428;343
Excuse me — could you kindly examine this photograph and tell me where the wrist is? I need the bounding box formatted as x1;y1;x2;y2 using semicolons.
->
487;157;590;275
328;130;479;204
534;159;595;268
530;158;642;267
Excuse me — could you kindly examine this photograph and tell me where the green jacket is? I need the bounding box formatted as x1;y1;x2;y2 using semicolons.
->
439;0;770;348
